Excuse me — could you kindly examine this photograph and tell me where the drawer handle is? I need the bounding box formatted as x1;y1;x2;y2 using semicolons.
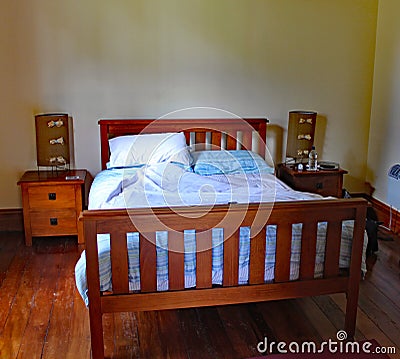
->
316;182;323;189
50;218;58;226
48;193;56;200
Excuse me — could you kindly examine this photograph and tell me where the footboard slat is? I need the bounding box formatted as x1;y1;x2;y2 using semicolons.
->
226;131;237;150
211;132;222;149
168;231;185;291
275;223;292;282
196;230;213;288
300;221;318;280
184;132;190;145
110;230;129;294
195;132;206;150
324;220;343;278
140;233;157;293
241;130;252;151
223;229;240;286
249;227;266;284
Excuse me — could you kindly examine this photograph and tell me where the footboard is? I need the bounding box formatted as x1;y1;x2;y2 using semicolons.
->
81;198;367;359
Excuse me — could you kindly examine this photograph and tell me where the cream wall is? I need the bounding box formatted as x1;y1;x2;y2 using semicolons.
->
1;0;378;208
367;0;400;206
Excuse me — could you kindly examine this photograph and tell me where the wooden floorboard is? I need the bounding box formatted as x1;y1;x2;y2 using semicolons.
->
0;231;399;358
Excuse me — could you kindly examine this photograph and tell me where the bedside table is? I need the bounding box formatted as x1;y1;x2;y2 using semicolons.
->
18;169;92;246
277;164;348;197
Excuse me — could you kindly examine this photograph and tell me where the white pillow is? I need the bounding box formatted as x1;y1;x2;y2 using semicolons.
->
108;132;192;168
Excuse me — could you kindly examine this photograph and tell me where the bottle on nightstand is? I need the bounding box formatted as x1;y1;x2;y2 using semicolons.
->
308;146;318;171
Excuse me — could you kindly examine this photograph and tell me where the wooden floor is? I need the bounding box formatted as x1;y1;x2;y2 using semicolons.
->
0;231;399;359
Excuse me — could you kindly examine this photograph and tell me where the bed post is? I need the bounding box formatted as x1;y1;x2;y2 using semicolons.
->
99;122;110;170
344;203;367;339
258;119;267;159
84;219;105;359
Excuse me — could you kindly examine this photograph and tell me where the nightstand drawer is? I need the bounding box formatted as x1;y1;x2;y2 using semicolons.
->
28;185;76;209
292;175;339;195
30;209;77;236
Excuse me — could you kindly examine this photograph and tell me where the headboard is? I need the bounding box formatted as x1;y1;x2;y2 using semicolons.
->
98;118;269;170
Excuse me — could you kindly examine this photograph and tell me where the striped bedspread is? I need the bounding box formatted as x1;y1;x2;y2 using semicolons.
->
75;220;365;306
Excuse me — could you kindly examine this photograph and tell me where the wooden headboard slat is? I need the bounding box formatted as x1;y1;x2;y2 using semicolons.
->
98;118;269;170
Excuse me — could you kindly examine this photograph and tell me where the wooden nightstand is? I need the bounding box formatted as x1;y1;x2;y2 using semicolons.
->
18;169;92;246
277;164;348;198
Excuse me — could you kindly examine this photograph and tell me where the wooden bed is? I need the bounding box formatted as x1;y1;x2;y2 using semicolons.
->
80;118;367;358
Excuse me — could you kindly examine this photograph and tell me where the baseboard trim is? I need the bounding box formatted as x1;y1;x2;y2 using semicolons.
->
352;193;400;234
0;209;23;232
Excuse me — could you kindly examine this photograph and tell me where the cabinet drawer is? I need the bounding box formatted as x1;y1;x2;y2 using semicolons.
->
293;175;339;196
30;209;77;236
27;185;76;209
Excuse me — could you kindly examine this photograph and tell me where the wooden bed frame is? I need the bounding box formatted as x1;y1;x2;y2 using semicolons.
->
81;118;367;359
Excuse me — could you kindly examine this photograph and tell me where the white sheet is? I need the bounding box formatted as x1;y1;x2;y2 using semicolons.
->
91;162;325;210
